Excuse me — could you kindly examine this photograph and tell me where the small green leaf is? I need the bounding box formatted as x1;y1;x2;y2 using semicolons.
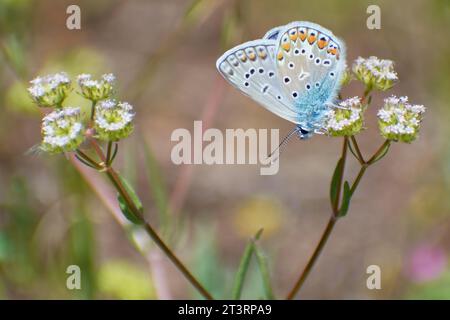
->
253;244;274;300
231;229;263;300
368;141;391;165
117;174;143;225
330;158;344;205
337;181;352;217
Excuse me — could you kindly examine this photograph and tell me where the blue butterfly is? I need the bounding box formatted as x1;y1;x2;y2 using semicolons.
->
216;21;346;140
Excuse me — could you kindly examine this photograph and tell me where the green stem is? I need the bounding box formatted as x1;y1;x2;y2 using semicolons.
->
350;136;365;164
367;140;390;164
350;165;367;195
286;216;337;300
287;137;348;299
77;139;214;300
332;137;348;216
106;141;113;164
90;100;97;121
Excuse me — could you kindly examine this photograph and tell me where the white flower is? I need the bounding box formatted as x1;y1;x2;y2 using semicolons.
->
77;73;115;101
377;95;425;143
28;72;71;107
94;99;135;141
352;56;398;91
325;97;364;136
41;107;85;153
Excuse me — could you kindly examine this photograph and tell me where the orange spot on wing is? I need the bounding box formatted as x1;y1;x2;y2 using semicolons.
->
308;35;316;45
328;48;337;55
277;50;284;61
289;32;298;41
299;31;307;41
317;39;328;49
281;42;291;51
248;52;256;61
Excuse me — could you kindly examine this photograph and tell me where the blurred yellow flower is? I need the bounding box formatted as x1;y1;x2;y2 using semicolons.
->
233;196;285;238
98;260;156;300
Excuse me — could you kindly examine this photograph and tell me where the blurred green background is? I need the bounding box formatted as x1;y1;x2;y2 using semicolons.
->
0;0;450;299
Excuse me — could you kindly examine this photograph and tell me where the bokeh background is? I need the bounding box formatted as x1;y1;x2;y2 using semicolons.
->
1;0;450;299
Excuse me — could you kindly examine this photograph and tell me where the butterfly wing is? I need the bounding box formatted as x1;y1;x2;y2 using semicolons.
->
216;40;301;124
273;21;346;130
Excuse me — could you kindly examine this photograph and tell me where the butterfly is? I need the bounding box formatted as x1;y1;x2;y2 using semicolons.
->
216;21;346;140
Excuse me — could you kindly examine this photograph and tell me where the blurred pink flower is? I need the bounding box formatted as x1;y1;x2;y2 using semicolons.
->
406;244;447;283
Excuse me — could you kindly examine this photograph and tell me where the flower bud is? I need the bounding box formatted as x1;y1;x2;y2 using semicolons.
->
339;63;352;87
77;73;115;101
41;107;85;154
377;96;425;143
352;56;398;91
94;99;134;141
28;72;71;107
325;97;363;137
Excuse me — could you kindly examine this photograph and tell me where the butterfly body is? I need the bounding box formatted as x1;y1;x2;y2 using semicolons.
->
216;21;346;139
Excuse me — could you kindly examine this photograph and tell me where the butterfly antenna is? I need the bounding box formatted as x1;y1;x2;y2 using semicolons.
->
267;126;299;162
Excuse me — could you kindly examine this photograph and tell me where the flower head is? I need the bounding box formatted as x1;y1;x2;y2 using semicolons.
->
325;97;364;137
377;95;425;143
28;72;71;107
77;73;115;101
41;107;85;154
94;99;134;141
352;56;398;91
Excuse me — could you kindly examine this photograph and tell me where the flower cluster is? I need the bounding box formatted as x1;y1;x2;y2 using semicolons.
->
28;72;71;107
352;56;398;91
28;72;135;154
325;97;363;137
94;99;135;141
377;96;425;143
41;107;84;154
77;73;115;101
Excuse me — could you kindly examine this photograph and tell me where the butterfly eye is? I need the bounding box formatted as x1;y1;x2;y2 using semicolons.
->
245;73;250;79
244;82;250;87
315;58;321;65
262;84;269;93
315;82;321;88
268;71;275;78
305;83;311;90
250;68;256;75
308;53;314;60
322;59;332;66
258;68;265;74
288;62;295;69
283;76;291;84
329;72;335;78
292;91;298;98
294;49;300;55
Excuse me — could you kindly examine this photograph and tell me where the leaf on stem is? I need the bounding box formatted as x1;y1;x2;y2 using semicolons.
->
253;243;274;300
231;229;263;300
337;181;351;217
347;139;360;162
116;174;144;225
368;141;391;165
330;157;344;206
